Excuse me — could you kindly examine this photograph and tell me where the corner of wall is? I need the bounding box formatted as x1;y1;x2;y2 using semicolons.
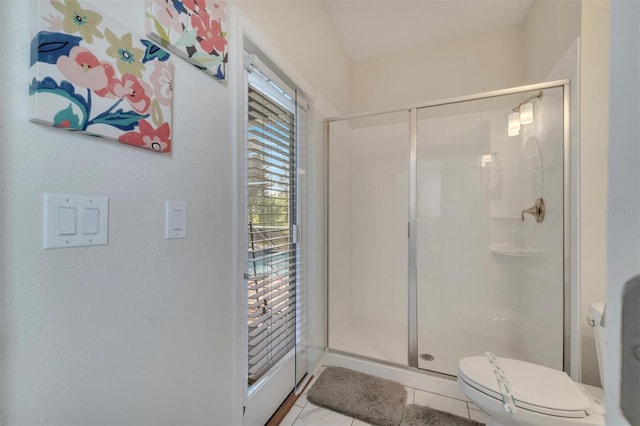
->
230;0;351;116
523;0;581;83
578;0;610;387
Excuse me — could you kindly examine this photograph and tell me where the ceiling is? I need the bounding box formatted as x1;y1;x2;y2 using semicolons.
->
323;0;535;62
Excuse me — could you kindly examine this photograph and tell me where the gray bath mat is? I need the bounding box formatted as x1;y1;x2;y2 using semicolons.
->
307;366;407;426
307;367;484;426
401;404;482;426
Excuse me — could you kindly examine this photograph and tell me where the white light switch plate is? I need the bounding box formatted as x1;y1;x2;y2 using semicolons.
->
44;194;109;249
166;201;187;239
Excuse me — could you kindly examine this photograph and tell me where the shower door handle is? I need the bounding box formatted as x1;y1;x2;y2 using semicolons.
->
521;198;545;222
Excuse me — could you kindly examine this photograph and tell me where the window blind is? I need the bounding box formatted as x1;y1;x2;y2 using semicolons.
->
246;83;298;385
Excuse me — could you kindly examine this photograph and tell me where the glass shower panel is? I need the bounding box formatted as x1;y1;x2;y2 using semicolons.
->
415;87;565;376
328;111;409;365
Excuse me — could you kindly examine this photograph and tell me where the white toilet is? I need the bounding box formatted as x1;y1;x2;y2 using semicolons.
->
457;303;606;426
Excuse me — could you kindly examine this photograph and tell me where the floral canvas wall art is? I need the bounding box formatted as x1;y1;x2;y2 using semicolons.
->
30;0;174;153
146;0;227;80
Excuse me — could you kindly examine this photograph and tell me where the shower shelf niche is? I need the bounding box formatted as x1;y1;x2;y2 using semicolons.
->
490;243;540;257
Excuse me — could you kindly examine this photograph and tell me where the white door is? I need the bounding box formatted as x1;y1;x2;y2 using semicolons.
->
242;58;308;425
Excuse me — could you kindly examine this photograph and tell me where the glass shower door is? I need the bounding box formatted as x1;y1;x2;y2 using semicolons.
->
415;87;566;376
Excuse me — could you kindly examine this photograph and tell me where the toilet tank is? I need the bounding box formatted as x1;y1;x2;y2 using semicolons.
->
588;303;606;386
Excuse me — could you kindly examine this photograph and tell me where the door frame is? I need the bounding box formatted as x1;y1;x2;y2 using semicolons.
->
231;7;317;425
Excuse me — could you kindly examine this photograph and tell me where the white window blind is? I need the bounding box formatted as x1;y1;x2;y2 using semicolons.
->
246;81;298;386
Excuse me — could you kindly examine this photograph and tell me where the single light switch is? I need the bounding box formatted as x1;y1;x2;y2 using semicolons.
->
172;209;184;230
44;194;108;249
166;201;187;239
58;206;77;235
84;208;100;235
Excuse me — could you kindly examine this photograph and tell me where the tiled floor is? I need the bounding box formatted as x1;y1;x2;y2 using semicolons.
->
279;367;488;426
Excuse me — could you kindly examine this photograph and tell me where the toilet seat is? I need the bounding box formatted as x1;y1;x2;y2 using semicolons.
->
458;356;591;418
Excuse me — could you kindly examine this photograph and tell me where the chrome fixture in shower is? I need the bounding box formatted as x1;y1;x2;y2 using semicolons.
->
508;90;544;136
521;197;545;223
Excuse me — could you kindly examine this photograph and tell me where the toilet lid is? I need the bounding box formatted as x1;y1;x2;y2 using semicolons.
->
459;356;591;418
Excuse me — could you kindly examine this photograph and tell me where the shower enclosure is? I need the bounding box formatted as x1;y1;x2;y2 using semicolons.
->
327;81;570;376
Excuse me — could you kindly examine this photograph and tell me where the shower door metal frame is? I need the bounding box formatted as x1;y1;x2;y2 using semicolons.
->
325;79;573;375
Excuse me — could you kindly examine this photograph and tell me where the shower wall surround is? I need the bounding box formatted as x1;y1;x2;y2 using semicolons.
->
329;112;409;365
328;83;568;377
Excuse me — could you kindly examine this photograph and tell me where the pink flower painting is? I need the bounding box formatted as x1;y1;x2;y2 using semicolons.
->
113;73;153;114
30;0;174;153
56;46;111;91
146;0;228;79
119;119;171;152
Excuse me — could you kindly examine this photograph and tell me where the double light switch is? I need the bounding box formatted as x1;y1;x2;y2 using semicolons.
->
44;194;108;249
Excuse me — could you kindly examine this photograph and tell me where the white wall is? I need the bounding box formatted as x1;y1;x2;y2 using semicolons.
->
350;23;525;113
233;0;352;115
523;0;581;84
1;0;240;423
327;121;355;347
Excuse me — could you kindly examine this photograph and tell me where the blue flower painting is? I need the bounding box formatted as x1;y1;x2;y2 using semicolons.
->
30;0;175;153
